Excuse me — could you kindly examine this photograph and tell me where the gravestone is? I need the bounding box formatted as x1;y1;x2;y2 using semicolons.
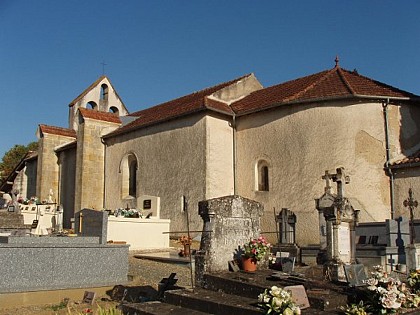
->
344;264;367;287
284;285;310;310
74;209;108;244
315;167;360;282
195;195;264;286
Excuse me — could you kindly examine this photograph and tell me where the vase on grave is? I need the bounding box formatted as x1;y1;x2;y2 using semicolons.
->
183;243;191;257
242;257;257;272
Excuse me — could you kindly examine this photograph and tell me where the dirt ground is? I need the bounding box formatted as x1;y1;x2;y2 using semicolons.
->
0;240;198;315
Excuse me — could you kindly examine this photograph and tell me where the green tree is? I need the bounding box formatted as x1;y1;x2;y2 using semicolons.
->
0;142;38;183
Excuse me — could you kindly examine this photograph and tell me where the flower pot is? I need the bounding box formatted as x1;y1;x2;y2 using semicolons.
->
242;257;257;272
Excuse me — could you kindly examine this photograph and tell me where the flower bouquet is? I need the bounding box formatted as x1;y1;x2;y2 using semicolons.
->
258;286;301;315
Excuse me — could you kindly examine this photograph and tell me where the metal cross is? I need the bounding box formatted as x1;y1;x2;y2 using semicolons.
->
403;188;418;244
101;61;107;75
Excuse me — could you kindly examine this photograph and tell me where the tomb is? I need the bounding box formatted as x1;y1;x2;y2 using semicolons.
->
195;195;264;286
315;167;360;282
75;207;170;250
0;233;128;293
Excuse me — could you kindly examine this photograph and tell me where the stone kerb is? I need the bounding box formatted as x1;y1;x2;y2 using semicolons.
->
195;195;264;286
74;209;108;244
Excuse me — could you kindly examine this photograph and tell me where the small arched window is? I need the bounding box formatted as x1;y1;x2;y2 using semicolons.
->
109;106;119;115
256;160;269;191
100;84;109;101
87;101;97;110
121;153;138;198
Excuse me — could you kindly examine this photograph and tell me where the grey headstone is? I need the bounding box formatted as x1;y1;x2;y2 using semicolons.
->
344;264;367;287
280;257;295;273
74;209;108;244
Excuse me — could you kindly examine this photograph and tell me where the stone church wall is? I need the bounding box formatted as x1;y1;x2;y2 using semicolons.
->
75;118;119;212
37;134;75;202
104;113;213;233
235;101;413;246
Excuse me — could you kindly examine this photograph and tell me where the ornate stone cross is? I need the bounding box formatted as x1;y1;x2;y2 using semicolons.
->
403;188;418;244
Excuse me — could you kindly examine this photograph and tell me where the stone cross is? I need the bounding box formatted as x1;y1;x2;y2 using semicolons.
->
403;188;418;244
322;171;333;194
332;167;350;200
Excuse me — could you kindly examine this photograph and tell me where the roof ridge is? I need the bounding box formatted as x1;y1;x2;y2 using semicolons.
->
286;68;336;101
336;67;356;95
129;73;252;116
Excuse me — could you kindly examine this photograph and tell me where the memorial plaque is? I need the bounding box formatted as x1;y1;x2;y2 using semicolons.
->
143;199;152;209
284;285;310;309
344;264;367;287
82;291;96;304
280;257;295;273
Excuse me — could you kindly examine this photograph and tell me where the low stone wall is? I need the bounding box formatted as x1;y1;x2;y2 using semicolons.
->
0;236;129;293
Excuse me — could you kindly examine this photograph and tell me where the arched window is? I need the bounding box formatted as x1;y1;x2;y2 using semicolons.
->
256;160;269;191
87;101;97;110
121;153;138;198
109;106;119;115
100;84;109;101
128;159;137;197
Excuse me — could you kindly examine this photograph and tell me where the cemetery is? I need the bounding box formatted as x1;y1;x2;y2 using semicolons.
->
2;169;420;314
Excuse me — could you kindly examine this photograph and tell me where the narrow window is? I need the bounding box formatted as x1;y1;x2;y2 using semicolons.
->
129;159;137;197
256;160;269;191
100;84;109;101
121;153;138;198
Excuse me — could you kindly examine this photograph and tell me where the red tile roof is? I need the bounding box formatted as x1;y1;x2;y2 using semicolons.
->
391;150;420;168
104;74;251;138
39;125;76;138
231;66;419;115
79;107;121;124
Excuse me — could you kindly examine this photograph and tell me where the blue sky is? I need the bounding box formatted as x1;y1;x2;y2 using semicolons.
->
0;1;419;158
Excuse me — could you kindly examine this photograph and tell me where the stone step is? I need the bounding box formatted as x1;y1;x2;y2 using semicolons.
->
202;271;348;312
120;301;210;315
164;287;261;315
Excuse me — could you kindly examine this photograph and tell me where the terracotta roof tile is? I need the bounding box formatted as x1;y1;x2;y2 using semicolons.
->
39;125;76;138
391;150;420;167
231;66;419;115
105;74;251;138
79;107;121;124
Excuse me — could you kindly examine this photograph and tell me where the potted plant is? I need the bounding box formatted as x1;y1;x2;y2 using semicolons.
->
242;236;272;272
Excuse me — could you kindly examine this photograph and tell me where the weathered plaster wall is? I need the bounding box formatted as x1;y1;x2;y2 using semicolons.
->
104;113;211;232
205;115;234;199
36;134;75;202
393;167;420;220
235;101;402;246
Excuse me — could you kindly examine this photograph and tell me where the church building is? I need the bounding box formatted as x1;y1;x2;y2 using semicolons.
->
4;60;420;246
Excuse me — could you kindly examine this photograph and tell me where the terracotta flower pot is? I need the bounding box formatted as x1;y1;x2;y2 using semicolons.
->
242;257;257;272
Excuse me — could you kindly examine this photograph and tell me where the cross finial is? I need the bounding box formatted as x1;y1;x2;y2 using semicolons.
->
101;61;107;75
335;55;340;68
